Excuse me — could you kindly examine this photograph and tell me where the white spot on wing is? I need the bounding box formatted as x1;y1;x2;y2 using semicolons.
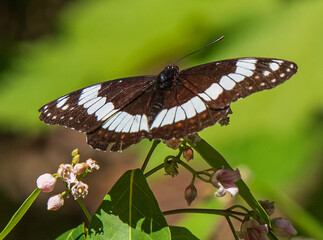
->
56;97;68;108
228;73;245;82
95;102;114;120
204;83;223;100
235;67;253;77
160;107;177;127
140;114;149;131
87;97;106;114
174;107;185;123
83;97;101;108
115;113;133;132
78;84;101;105
191;96;206;113
102;112;121;129
150;109;167;129
181;100;196;119
280;73;285;77
236;60;256;70
219;76;236;90
102;109;118;121
61;104;69;110
130;115;141;133
269;62;279;71
108;112;127;131
198;93;211;101
122;116;134;133
263;71;270;76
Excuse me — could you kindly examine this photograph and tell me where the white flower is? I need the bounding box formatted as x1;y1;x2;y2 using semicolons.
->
85;159;100;172
36;173;56;192
47;194;64;211
210;168;241;197
71;181;89;199
57;164;77;186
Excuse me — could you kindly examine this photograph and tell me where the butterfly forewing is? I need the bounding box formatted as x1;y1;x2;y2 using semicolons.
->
39;57;297;151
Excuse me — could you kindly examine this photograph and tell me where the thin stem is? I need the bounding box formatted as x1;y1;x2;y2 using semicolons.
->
163;208;247;217
178;159;210;182
227;205;250;213
76;198;91;223
141;140;161;172
144;163;164;178
226;216;239;240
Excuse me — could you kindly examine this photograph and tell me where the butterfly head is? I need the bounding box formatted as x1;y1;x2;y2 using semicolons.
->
158;64;179;89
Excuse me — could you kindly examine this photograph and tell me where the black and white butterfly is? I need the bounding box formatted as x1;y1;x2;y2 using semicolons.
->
39;57;297;151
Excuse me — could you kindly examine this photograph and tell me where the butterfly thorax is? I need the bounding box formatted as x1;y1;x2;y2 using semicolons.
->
157;64;179;89
147;65;180;126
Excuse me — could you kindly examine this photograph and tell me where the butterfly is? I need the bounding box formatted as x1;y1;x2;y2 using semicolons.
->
39;56;297;151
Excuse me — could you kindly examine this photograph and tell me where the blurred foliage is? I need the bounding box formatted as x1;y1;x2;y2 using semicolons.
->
0;0;322;239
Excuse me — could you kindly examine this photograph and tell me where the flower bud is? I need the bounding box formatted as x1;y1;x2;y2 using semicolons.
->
237;219;268;240
71;148;79;158
184;184;197;206
272;218;297;238
36;173;56;192
85;158;100;172
163;139;182;149
183;148;194;161
47;194;64;211
72;154;80;164
74;163;86;175
259;200;275;216
164;160;178;177
71;181;89;199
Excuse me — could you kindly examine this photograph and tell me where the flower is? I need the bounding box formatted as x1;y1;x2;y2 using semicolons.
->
36;173;57;192
259;200;275;216
47;194;64;211
210;168;241;197
183;148;194;161
237;219;268;240
184;184;197;206
163;139;182;149
74;163;86;175
57;164;77;186
71;181;89;199
85;158;100;172
272;218;297;238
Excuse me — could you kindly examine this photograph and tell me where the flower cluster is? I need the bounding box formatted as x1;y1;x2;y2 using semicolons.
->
36;148;99;211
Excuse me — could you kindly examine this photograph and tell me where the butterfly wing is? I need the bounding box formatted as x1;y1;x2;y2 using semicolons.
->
39;76;156;149
179;58;297;109
149;58;297;139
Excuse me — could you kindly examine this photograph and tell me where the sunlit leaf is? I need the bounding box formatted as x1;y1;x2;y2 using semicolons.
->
56;223;86;240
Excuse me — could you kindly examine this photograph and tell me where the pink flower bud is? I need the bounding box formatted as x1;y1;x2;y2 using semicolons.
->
71;181;89;199
184;184;197;206
183;148;194;161
237;219;268;240
47;194;64;211
74;163;86;175
210;168;241;197
36;173;56;192
85;158;100;172
272;218;297;238
259;200;275;216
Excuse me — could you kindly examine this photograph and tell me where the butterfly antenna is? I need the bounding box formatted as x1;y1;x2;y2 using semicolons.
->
173;36;224;64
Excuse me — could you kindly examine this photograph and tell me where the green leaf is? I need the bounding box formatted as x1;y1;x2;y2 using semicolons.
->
0;188;41;239
56;223;86;240
88;169;171;239
187;137;270;225
169;226;199;240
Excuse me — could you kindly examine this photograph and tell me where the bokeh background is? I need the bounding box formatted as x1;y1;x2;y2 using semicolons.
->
0;0;322;239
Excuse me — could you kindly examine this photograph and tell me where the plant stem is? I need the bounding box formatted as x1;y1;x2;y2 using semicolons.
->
178;159;210;182
227;205;250;213
141;140;160;172
226;216;239;240
144;163;164;178
76;198;91;223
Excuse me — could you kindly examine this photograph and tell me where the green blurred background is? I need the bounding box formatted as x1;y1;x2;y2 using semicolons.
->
0;0;322;239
